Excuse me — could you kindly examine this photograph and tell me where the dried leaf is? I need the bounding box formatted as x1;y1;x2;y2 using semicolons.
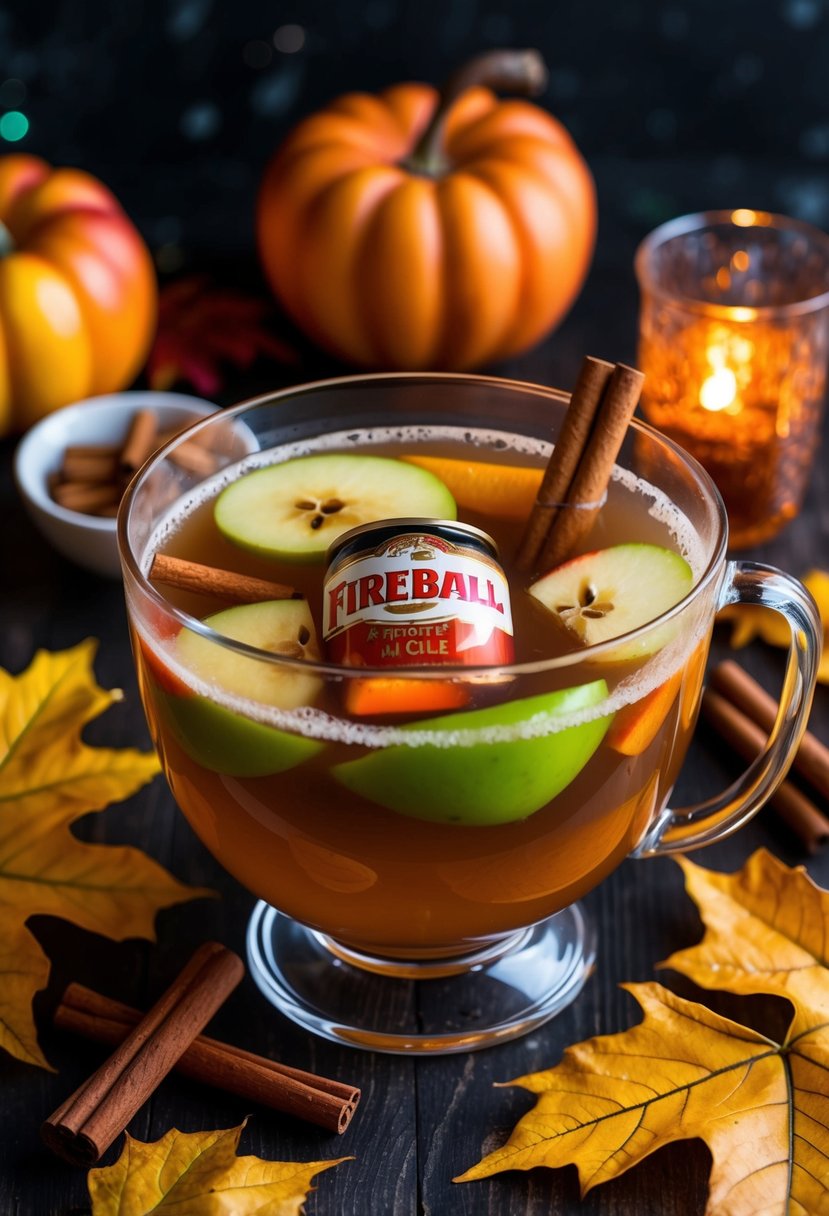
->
457;981;829;1214
0;641;209;1070
457;851;829;1214
719;569;829;683
88;1121;348;1215
665;849;829;1017
147;276;299;396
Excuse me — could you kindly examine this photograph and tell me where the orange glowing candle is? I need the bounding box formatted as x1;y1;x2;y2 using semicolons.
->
635;210;829;548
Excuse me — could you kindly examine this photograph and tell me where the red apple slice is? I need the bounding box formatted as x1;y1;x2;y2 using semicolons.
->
529;543;693;657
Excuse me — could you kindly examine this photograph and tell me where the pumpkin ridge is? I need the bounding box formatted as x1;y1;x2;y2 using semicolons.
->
4;173;120;247
278;112;403;162
355;176;444;367
379;83;437;143
0;252;93;426
447;102;574;166
258;147;380;323
0;155;50;219
28;214;156;395
297;166;407;364
328;92;409;144
434;171;521;368
7;202;123;254
459;163;543;361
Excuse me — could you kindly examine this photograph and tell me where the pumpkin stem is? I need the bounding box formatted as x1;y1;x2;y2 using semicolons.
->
0;220;15;258
407;49;548;176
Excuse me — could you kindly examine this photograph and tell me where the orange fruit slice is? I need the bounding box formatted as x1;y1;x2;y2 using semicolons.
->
345;676;469;717
607;668;683;757
400;454;543;520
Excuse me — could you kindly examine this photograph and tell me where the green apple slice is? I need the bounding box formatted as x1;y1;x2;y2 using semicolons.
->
333;681;612;826
529;543;693;658
215;453;457;561
159;599;324;777
155;693;322;777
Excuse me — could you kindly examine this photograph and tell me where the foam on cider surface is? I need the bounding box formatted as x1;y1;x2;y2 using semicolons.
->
137;426;712;747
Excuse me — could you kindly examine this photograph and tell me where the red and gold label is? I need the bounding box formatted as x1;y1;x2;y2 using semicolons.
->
323;529;514;668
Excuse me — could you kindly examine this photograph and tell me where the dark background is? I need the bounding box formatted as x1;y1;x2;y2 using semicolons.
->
4;0;829;270
3;5;829;1215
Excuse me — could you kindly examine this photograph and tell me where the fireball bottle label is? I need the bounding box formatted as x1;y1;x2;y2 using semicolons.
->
323;525;514;668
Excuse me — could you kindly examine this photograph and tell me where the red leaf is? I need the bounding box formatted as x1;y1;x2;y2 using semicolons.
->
147;276;299;395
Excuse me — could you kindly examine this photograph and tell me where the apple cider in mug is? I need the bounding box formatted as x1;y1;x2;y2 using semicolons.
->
133;426;709;956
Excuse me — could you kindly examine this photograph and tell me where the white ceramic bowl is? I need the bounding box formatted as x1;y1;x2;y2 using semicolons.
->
14;391;218;578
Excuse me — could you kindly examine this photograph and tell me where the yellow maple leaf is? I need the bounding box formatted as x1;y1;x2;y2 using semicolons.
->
664;849;829;1017
88;1122;348;1215
0;641;210;1070
457;851;829;1214
719;568;829;682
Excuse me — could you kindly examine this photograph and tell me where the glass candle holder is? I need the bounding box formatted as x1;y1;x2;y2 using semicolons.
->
635;209;829;547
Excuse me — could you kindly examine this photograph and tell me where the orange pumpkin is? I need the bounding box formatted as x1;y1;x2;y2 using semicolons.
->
257;51;596;370
0;154;157;435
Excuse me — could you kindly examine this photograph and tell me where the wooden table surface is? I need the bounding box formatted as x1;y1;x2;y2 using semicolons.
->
1;246;827;1216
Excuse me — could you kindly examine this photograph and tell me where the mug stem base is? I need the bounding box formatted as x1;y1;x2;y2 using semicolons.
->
245;902;596;1054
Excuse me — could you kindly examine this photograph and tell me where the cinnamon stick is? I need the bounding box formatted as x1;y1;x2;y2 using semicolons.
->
150;553;295;603
41;942;244;1166
537;363;645;572
711;660;829;797
63;443;120;459
55;984;360;1134
701;687;829;853
53;481;123;514
515;356;614;571
61;450;121;483
168;439;218;477
120;408;159;472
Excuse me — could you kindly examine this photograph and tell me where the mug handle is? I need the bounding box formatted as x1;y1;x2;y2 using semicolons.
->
634;560;822;857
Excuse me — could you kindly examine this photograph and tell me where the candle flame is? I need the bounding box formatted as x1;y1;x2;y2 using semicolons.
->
700;367;738;412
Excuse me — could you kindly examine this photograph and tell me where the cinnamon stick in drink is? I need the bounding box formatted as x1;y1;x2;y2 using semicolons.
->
41;942;244;1166
536;363;645;572
711;660;829;797
55;984;360;1134
701;687;829;853
515;356;614;571
150;553;295;603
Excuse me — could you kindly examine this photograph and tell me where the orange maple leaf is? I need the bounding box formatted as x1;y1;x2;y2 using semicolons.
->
457;851;829;1215
0;641;210;1070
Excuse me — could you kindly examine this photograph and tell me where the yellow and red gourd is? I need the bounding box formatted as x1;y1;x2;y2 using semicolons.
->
0;154;156;435
257;51;596;370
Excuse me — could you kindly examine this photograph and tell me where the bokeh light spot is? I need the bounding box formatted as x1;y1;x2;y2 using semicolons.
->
179;101;221;141
273;24;305;53
0;110;28;142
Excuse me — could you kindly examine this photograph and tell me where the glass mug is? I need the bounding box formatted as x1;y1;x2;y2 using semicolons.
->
118;374;820;1054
